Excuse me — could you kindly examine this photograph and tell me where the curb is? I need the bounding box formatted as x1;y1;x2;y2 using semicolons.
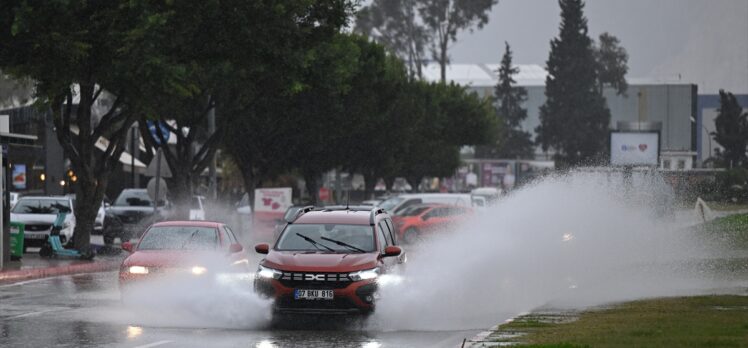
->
0;260;120;285
459;324;501;348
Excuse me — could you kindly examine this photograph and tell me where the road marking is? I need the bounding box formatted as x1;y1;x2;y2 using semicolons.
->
4;308;64;319
133;340;172;348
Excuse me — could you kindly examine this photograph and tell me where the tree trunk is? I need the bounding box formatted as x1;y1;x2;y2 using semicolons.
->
240;166;259;212
363;171;377;200
71;173;107;252
440;41;448;82
304;172;320;206
170;169;192;220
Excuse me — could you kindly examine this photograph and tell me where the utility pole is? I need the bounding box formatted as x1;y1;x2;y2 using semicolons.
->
207;105;217;200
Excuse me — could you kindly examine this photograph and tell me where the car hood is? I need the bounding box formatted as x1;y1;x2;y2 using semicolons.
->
10;213;73;224
122;250;227;269
262;251;379;272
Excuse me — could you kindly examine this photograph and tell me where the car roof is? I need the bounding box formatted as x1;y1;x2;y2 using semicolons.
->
294;209;373;225
150;220;223;228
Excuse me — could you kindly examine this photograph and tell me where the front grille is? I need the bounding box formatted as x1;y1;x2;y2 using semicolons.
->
275;295;359;310
278;271;353;289
24;224;52;232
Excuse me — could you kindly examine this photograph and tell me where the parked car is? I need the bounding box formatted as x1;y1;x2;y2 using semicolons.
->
105;189;164;244
377;193;472;216
119;221;248;288
470;187;502;210
391;203;473;244
11;196;76;251
253;206;404;315
190;195;206;220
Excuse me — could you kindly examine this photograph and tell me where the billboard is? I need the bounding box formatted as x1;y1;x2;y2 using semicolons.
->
610;132;660;166
12;164;26;189
254;187;293;213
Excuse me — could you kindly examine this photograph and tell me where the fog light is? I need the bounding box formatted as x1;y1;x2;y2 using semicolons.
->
365;295;373;302
191;266;207;275
128;266;149;274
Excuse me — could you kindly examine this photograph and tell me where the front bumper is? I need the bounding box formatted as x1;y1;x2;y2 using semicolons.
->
254;276;378;315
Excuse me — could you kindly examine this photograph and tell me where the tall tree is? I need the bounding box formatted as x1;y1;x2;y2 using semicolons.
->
419;0;498;82
712;90;748;168
356;0;429;79
488;42;533;159
0;1;186;251
594;32;628;96
535;0;611;167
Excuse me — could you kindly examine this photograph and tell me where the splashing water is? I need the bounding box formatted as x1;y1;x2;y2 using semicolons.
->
370;171;728;331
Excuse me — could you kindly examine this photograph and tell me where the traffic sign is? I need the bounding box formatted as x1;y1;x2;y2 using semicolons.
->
147;121;170;145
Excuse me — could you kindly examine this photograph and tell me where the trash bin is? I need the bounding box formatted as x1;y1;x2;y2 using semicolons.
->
9;222;24;260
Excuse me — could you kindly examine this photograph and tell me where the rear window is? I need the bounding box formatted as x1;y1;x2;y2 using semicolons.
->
115;190;153;207
138;226;218;250
12;199;71;214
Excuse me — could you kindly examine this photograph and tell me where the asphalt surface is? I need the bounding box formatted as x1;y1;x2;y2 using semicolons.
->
0;272;480;348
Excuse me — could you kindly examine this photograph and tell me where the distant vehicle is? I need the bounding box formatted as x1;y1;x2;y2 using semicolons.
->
9;192;20;209
253;206;404;315
105;189;164;243
391;203;473;244
190;195;206;221
119;221;248;289
470;187;502;209
11;196;76;251
377;193;471;216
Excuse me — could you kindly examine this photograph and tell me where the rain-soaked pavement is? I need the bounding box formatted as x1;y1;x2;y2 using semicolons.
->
0;272;479;347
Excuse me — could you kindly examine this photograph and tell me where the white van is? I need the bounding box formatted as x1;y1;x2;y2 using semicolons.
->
377;193;471;215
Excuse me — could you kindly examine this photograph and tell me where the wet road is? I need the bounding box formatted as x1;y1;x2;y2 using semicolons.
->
0;272;480;348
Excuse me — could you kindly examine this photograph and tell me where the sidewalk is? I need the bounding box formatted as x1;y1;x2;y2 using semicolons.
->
0;247;124;285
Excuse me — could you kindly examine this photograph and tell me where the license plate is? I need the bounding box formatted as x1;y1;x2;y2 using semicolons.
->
25;233;47;240
294;289;334;300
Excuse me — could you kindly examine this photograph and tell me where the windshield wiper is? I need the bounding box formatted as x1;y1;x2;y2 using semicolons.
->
181;229;200;249
295;233;334;252
320;236;365;253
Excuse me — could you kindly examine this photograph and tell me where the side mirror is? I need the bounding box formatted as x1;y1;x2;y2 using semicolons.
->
229;243;243;253
254;243;269;254
121;241;134;253
383;245;402;257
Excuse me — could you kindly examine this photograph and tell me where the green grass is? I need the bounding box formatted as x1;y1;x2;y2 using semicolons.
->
696;213;748;250
503;296;748;347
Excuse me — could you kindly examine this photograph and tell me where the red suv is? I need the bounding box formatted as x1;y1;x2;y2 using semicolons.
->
253;206;405;315
392;203;473;244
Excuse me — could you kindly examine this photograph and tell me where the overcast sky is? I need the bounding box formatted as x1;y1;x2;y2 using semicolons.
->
447;0;748;94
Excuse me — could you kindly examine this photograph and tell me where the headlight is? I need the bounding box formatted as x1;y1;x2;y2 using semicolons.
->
349;267;379;281
256;265;282;279
128;266;149;274
191;266;208;275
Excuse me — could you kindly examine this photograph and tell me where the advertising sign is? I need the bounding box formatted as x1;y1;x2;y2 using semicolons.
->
254;187;293;213
610;132;660;166
12;164;26;189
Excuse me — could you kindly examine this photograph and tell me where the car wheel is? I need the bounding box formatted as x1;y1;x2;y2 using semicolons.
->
403;228;419;244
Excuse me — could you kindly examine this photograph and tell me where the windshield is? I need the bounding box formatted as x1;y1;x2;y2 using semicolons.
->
12;199;71;214
114;190;153;207
400;206;430;217
377;197;403;212
138;226;217;251
276;224;375;252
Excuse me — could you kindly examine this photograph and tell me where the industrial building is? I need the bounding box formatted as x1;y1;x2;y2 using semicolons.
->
422;63;699;170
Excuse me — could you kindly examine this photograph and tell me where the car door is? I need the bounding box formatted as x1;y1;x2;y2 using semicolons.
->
419;207;448;234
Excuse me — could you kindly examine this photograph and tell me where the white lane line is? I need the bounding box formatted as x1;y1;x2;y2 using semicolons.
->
4;308;64;319
133;340;172;348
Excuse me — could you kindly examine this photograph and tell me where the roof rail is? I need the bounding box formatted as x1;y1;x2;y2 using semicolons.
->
369;207;385;225
287;205;315;223
318;205;387;225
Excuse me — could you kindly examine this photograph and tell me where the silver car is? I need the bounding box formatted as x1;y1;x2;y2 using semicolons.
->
11;196;76;250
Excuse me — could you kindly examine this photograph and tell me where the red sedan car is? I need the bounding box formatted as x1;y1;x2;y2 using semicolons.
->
392;203;473;244
119;221;248;287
